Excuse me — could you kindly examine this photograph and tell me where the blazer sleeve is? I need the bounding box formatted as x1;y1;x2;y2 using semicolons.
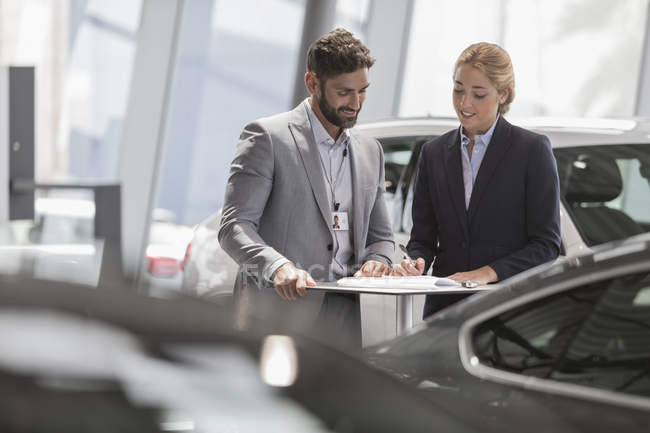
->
489;135;561;280
406;145;439;271
362;139;395;265
218;121;288;286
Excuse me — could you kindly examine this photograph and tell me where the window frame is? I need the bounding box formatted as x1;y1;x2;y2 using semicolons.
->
458;254;650;412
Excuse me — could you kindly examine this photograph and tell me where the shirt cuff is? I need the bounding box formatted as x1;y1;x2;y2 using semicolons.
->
263;257;291;283
362;253;392;266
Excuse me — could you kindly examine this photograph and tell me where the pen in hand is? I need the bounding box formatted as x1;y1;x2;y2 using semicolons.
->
399;244;476;287
399;243;415;266
396;244;425;276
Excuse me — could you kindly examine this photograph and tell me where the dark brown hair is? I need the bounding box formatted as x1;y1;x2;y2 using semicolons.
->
306;28;375;80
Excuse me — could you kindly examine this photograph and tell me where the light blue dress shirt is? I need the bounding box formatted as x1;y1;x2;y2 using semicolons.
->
460;115;499;209
305;100;354;280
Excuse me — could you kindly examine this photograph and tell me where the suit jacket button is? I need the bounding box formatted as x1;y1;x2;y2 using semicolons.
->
327;244;333;251
460;241;466;248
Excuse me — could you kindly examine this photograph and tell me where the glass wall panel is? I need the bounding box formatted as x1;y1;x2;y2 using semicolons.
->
0;0;142;180
400;0;649;118
154;0;306;228
0;0;68;179
0;0;142;286
62;0;142;179
335;0;371;38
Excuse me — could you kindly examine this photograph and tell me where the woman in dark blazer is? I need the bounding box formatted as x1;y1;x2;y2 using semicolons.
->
393;42;561;318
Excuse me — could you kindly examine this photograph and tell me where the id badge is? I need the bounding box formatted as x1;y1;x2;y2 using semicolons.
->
331;211;349;231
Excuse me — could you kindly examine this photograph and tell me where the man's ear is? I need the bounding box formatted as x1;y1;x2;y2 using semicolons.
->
305;71;319;96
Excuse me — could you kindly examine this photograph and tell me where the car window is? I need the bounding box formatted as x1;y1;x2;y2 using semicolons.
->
378;136;432;233
472;272;650;399
379;137;418;194
554;144;650;246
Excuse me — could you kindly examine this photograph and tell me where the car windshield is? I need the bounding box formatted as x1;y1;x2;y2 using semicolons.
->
555;144;650;247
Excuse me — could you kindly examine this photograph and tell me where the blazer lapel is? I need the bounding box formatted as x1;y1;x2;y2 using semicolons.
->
443;129;470;239
288;105;332;231
467;116;513;224
348;134;369;260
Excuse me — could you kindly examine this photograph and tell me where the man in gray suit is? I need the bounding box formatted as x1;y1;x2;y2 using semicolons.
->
218;28;393;349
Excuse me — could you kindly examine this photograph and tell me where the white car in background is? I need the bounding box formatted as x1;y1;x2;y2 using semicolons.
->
359;117;650;260
357;117;650;344
143;209;194;291
182;117;650;344
180;210;238;301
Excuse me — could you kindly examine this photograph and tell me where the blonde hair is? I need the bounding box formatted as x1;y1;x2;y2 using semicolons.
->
454;42;515;114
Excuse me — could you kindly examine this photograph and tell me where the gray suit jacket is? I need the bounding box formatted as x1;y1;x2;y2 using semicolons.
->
218;102;393;319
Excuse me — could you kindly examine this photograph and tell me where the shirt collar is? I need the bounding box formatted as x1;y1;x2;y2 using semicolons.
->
304;98;350;147
460;114;499;147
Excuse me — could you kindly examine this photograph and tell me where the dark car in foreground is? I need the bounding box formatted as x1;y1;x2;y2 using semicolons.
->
0;274;479;433
366;233;650;433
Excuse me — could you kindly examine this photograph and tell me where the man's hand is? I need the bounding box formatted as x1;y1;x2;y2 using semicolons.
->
354;260;392;277
391;258;426;276
446;265;498;286
273;263;316;300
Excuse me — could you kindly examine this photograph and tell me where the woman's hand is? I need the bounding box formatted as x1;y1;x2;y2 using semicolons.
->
445;265;498;285
391;258;426;276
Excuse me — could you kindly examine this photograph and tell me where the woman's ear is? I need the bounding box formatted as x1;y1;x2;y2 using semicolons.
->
498;88;510;105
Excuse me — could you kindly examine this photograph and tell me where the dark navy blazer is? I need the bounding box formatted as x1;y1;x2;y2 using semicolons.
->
407;116;561;317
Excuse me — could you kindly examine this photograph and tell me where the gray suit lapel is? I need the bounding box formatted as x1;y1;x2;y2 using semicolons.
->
288;104;332;232
349;134;372;262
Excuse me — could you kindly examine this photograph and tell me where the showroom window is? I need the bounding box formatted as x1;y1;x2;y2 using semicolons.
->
0;0;142;285
152;0;372;229
152;0;307;228
0;0;142;180
472;272;650;398
400;0;649;118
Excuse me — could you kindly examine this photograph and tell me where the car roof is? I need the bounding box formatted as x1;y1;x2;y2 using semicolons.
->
356;117;650;148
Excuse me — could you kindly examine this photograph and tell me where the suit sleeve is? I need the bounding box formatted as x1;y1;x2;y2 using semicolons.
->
489;135;561;280
362;139;395;265
218;121;288;287
407;145;438;271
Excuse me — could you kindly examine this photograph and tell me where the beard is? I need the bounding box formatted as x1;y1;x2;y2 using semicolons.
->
318;83;361;129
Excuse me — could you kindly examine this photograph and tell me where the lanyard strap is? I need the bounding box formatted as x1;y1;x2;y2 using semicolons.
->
317;140;349;210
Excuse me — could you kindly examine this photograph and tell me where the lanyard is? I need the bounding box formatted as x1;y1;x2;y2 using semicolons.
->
317;139;349;211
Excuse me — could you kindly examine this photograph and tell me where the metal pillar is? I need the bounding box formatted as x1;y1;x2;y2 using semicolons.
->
635;3;650;116
0;67;8;224
360;0;414;121
396;294;413;335
118;0;184;284
1;67;36;222
291;0;337;108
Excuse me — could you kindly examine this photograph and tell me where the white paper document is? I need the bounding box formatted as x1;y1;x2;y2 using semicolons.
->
337;275;460;289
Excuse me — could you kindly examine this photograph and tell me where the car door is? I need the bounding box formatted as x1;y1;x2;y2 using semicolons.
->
464;267;650;432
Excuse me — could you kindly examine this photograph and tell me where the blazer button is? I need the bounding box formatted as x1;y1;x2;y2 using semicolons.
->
327;244;333;251
460;241;466;248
